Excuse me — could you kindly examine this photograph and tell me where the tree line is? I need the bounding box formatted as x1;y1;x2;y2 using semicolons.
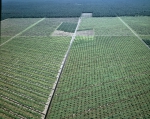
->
2;0;150;20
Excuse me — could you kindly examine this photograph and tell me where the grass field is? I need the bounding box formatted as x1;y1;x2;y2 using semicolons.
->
0;16;150;119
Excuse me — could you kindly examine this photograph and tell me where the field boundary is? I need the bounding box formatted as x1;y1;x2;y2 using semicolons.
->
50;22;63;36
117;17;150;49
0;18;45;47
42;18;81;119
2;35;150;38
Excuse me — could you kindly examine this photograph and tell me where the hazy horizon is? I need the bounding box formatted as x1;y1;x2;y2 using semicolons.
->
2;0;150;20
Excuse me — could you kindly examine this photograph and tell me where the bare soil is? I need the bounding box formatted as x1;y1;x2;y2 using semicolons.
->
76;30;94;36
51;30;73;36
81;13;93;17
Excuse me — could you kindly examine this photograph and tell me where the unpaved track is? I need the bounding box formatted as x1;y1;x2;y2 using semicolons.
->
0;18;45;47
42;18;81;119
117;17;150;49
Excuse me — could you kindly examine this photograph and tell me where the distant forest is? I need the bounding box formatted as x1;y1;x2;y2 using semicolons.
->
2;0;150;20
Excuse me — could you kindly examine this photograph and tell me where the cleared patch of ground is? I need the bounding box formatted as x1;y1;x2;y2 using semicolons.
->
76;30;94;36
81;13;93;18
51;30;73;36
